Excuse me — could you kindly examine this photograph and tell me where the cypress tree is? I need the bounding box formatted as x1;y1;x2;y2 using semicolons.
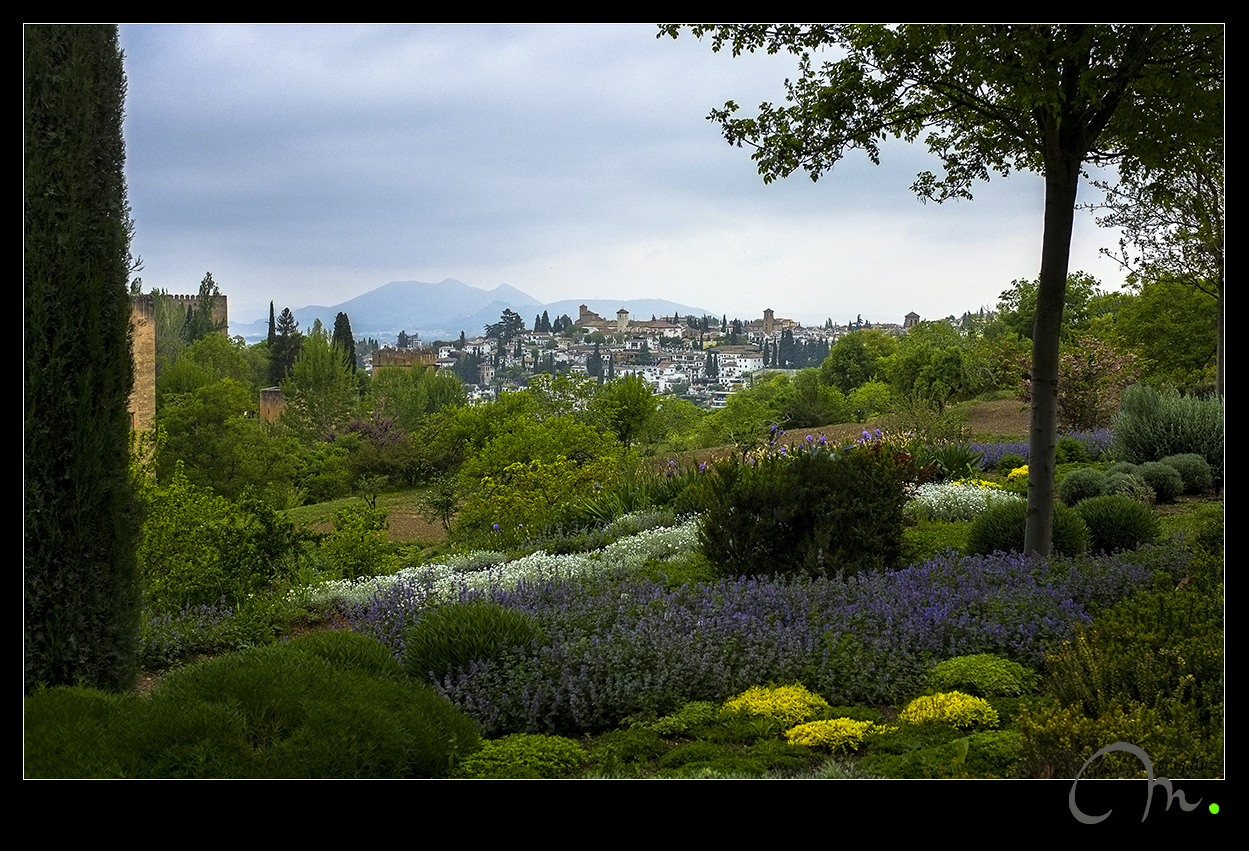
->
332;311;356;372
268;301;276;346
25;24;142;693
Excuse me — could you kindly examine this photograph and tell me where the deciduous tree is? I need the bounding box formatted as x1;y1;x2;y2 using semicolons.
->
1088;142;1224;395
664;23;1223;554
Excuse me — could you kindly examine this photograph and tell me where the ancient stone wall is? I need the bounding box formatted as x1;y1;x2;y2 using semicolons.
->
128;292;229;433
129;295;156;434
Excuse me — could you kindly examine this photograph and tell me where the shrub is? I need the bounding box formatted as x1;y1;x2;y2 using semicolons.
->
929;654;1036;698
322;504;390;580
1056;467;1106;507
1100;472;1155;503
784;718;875;752
1159;453;1213;494
455;733;589;779
966;499;1088;557
1055;437;1090;464
1041;585;1222;723
1074;495;1161;553
1016;698;1221;779
1136;461;1185;504
24;686;136;778
721;683;831;728
591;728;668;767
696;444;906;579
139;469;307;612
648;702;721;737
403;601;543;684
900;518;972;564
1022;578;1224;779
899;691;1000;729
283;629;404;680
1109;385;1224;473
994;454;1027;476
28;636;481;778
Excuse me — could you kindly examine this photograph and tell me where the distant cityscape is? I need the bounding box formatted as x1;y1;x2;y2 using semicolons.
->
361;303;991;407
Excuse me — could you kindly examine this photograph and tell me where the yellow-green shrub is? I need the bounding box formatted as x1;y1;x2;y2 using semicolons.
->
784;718;875;752
722;683;830;727
899;691;999;729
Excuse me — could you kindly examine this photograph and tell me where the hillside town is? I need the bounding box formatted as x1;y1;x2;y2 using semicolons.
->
362;305;955;406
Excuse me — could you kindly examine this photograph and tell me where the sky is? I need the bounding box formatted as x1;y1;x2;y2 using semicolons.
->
118;24;1132;331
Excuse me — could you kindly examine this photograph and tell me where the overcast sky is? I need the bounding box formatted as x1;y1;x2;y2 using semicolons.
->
118;24;1131;330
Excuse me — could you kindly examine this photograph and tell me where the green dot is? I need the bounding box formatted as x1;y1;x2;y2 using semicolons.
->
1209;803;1219;815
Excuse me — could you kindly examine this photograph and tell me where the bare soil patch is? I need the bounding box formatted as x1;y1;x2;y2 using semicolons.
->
962;398;1030;438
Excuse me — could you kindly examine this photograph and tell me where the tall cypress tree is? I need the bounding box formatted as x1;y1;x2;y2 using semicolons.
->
268;301;276;346
332;311;357;372
25;24;141;692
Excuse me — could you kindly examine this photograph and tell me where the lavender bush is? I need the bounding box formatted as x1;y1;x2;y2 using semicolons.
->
140;603;236;669
348;542;1186;736
973;429;1113;470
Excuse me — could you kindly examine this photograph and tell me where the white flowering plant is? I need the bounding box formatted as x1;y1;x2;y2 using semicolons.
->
904;481;1024;523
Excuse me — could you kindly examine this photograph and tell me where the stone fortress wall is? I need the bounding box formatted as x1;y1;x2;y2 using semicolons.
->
128;293;228;434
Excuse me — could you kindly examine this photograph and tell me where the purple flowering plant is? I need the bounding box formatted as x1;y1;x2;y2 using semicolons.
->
345;538;1185;737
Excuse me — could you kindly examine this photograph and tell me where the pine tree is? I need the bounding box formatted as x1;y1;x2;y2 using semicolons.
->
183;271;223;343
269;307;302;386
25;24;142;692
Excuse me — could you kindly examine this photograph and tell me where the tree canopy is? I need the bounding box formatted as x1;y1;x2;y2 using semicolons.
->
485;309;525;345
1088;141;1224;395
665;24;1223;554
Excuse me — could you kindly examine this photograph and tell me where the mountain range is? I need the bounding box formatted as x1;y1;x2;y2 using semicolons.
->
234;279;716;343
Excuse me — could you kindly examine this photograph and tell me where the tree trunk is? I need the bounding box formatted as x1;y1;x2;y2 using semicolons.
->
1215;280;1225;397
1025;152;1083;555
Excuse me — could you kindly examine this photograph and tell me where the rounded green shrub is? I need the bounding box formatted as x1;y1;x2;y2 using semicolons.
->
25;686;137;778
995;455;1026;476
1074;495;1161;553
1056;467;1106;507
1100;472;1155;503
150;637;481;778
455;733;589;779
1160;453;1213;494
1105;461;1140;476
403;600;543;684
283;629;403;679
929;654;1037;698
966;499;1088;556
29;636;482;778
1137;461;1185;503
